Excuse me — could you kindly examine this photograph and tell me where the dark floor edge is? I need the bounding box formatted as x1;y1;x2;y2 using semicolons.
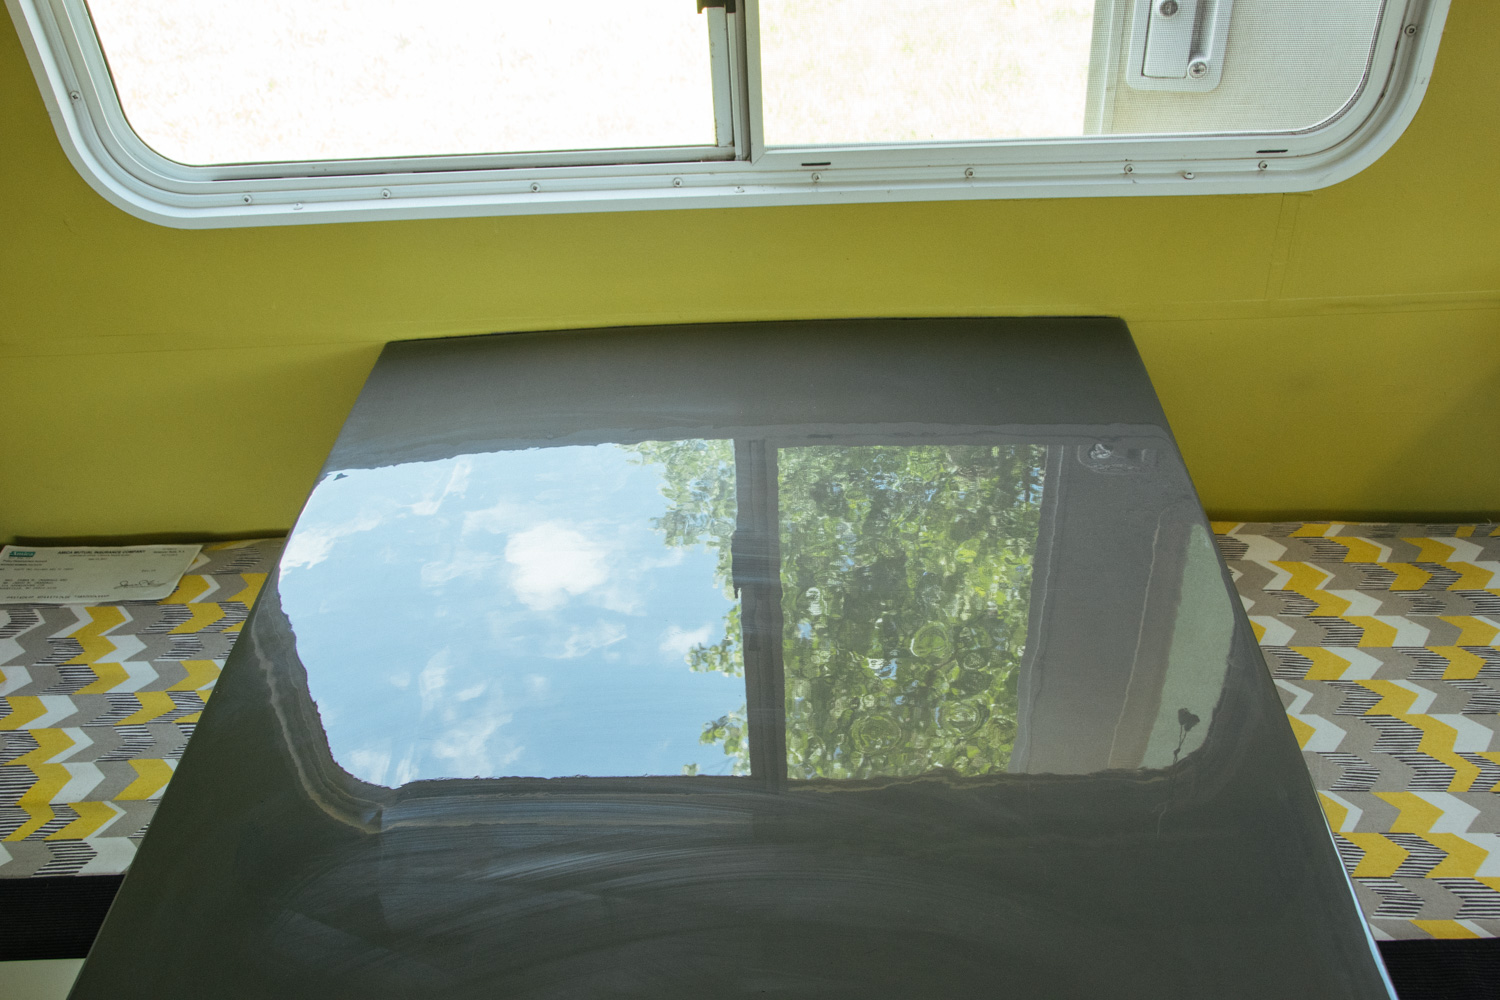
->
1377;936;1500;1000
0;875;123;962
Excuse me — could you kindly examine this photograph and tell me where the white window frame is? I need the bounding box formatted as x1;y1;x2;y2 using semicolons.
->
5;0;1450;229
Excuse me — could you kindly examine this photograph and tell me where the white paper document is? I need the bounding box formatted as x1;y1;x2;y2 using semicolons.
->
0;544;203;604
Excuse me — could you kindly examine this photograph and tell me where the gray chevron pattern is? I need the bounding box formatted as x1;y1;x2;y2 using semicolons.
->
1217;521;1500;941
0;539;282;877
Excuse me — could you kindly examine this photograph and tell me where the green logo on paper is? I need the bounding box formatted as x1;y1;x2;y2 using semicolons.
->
7;550;35;558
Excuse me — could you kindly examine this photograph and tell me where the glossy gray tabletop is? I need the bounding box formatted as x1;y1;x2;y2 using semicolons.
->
74;320;1393;999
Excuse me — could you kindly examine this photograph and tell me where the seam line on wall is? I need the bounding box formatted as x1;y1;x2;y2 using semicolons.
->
1263;193;1308;301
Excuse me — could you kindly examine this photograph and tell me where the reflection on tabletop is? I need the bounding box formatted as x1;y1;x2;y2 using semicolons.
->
280;437;1230;788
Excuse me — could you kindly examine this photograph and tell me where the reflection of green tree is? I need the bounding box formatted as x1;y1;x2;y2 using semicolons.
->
629;440;1044;780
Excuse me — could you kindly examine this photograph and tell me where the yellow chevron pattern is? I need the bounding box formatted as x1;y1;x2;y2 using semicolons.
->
8;728;76;768
226;573;268;632
1412;920;1483;940
1427;834;1490;878
0;697;50;730
1444;617;1500;647
116;691;179;727
1220;521;1500;941
117;759;175;801
1345;832;1411;877
49;800;122;841
168;659;221;698
0;539;282;877
1297;647;1355;680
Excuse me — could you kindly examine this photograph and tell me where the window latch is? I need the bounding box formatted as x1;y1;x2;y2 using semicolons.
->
1127;0;1234;91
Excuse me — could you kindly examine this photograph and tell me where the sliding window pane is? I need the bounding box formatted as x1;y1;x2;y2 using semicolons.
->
85;0;720;165
757;0;1390;145
1105;0;1386;136
758;0;1097;145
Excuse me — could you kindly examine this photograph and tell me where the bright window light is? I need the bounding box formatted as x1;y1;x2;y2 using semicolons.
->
758;0;1097;145
757;0;1387;146
85;0;720;164
3;0;1450;225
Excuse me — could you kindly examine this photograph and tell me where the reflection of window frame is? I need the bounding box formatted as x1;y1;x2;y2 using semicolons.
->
730;439;788;786
6;0;1450;227
1010;437;1231;775
696;431;1220;781
1105;499;1204;768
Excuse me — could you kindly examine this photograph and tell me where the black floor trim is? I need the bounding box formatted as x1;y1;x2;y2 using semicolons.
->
1378;936;1500;1000
0;874;123;961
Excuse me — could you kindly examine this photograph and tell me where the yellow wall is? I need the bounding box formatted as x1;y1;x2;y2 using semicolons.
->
2;7;1497;543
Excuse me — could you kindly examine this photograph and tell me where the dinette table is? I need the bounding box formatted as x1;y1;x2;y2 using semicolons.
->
70;318;1394;999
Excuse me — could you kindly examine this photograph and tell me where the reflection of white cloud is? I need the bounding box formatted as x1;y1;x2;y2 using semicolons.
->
392;751;419;787
432;713;520;777
525;674;550;697
558;621;626;659
419;649;450;714
408;459;471;516
641;548;686;570
463;500;515;535
347;748;391;786
420;548;499;586
457;682;487;702
389;672;411;689
506;522;609;610
285;458;479;577
659;624;713;659
598;586;644;616
281;509;384;571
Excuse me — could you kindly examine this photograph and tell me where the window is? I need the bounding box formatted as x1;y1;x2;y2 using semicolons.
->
86;1;729;164
6;0;1450;227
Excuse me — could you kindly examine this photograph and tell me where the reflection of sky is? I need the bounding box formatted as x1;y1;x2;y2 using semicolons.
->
278;444;741;785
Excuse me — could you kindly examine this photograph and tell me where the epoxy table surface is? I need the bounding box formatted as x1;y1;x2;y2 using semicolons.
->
73;319;1393;999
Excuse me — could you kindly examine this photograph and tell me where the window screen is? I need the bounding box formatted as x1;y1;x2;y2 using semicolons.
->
757;0;1390;147
757;0;1098;145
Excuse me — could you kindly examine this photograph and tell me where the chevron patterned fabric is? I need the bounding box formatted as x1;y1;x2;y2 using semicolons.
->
0;539;281;878
3;526;1498;944
1216;522;1500;942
